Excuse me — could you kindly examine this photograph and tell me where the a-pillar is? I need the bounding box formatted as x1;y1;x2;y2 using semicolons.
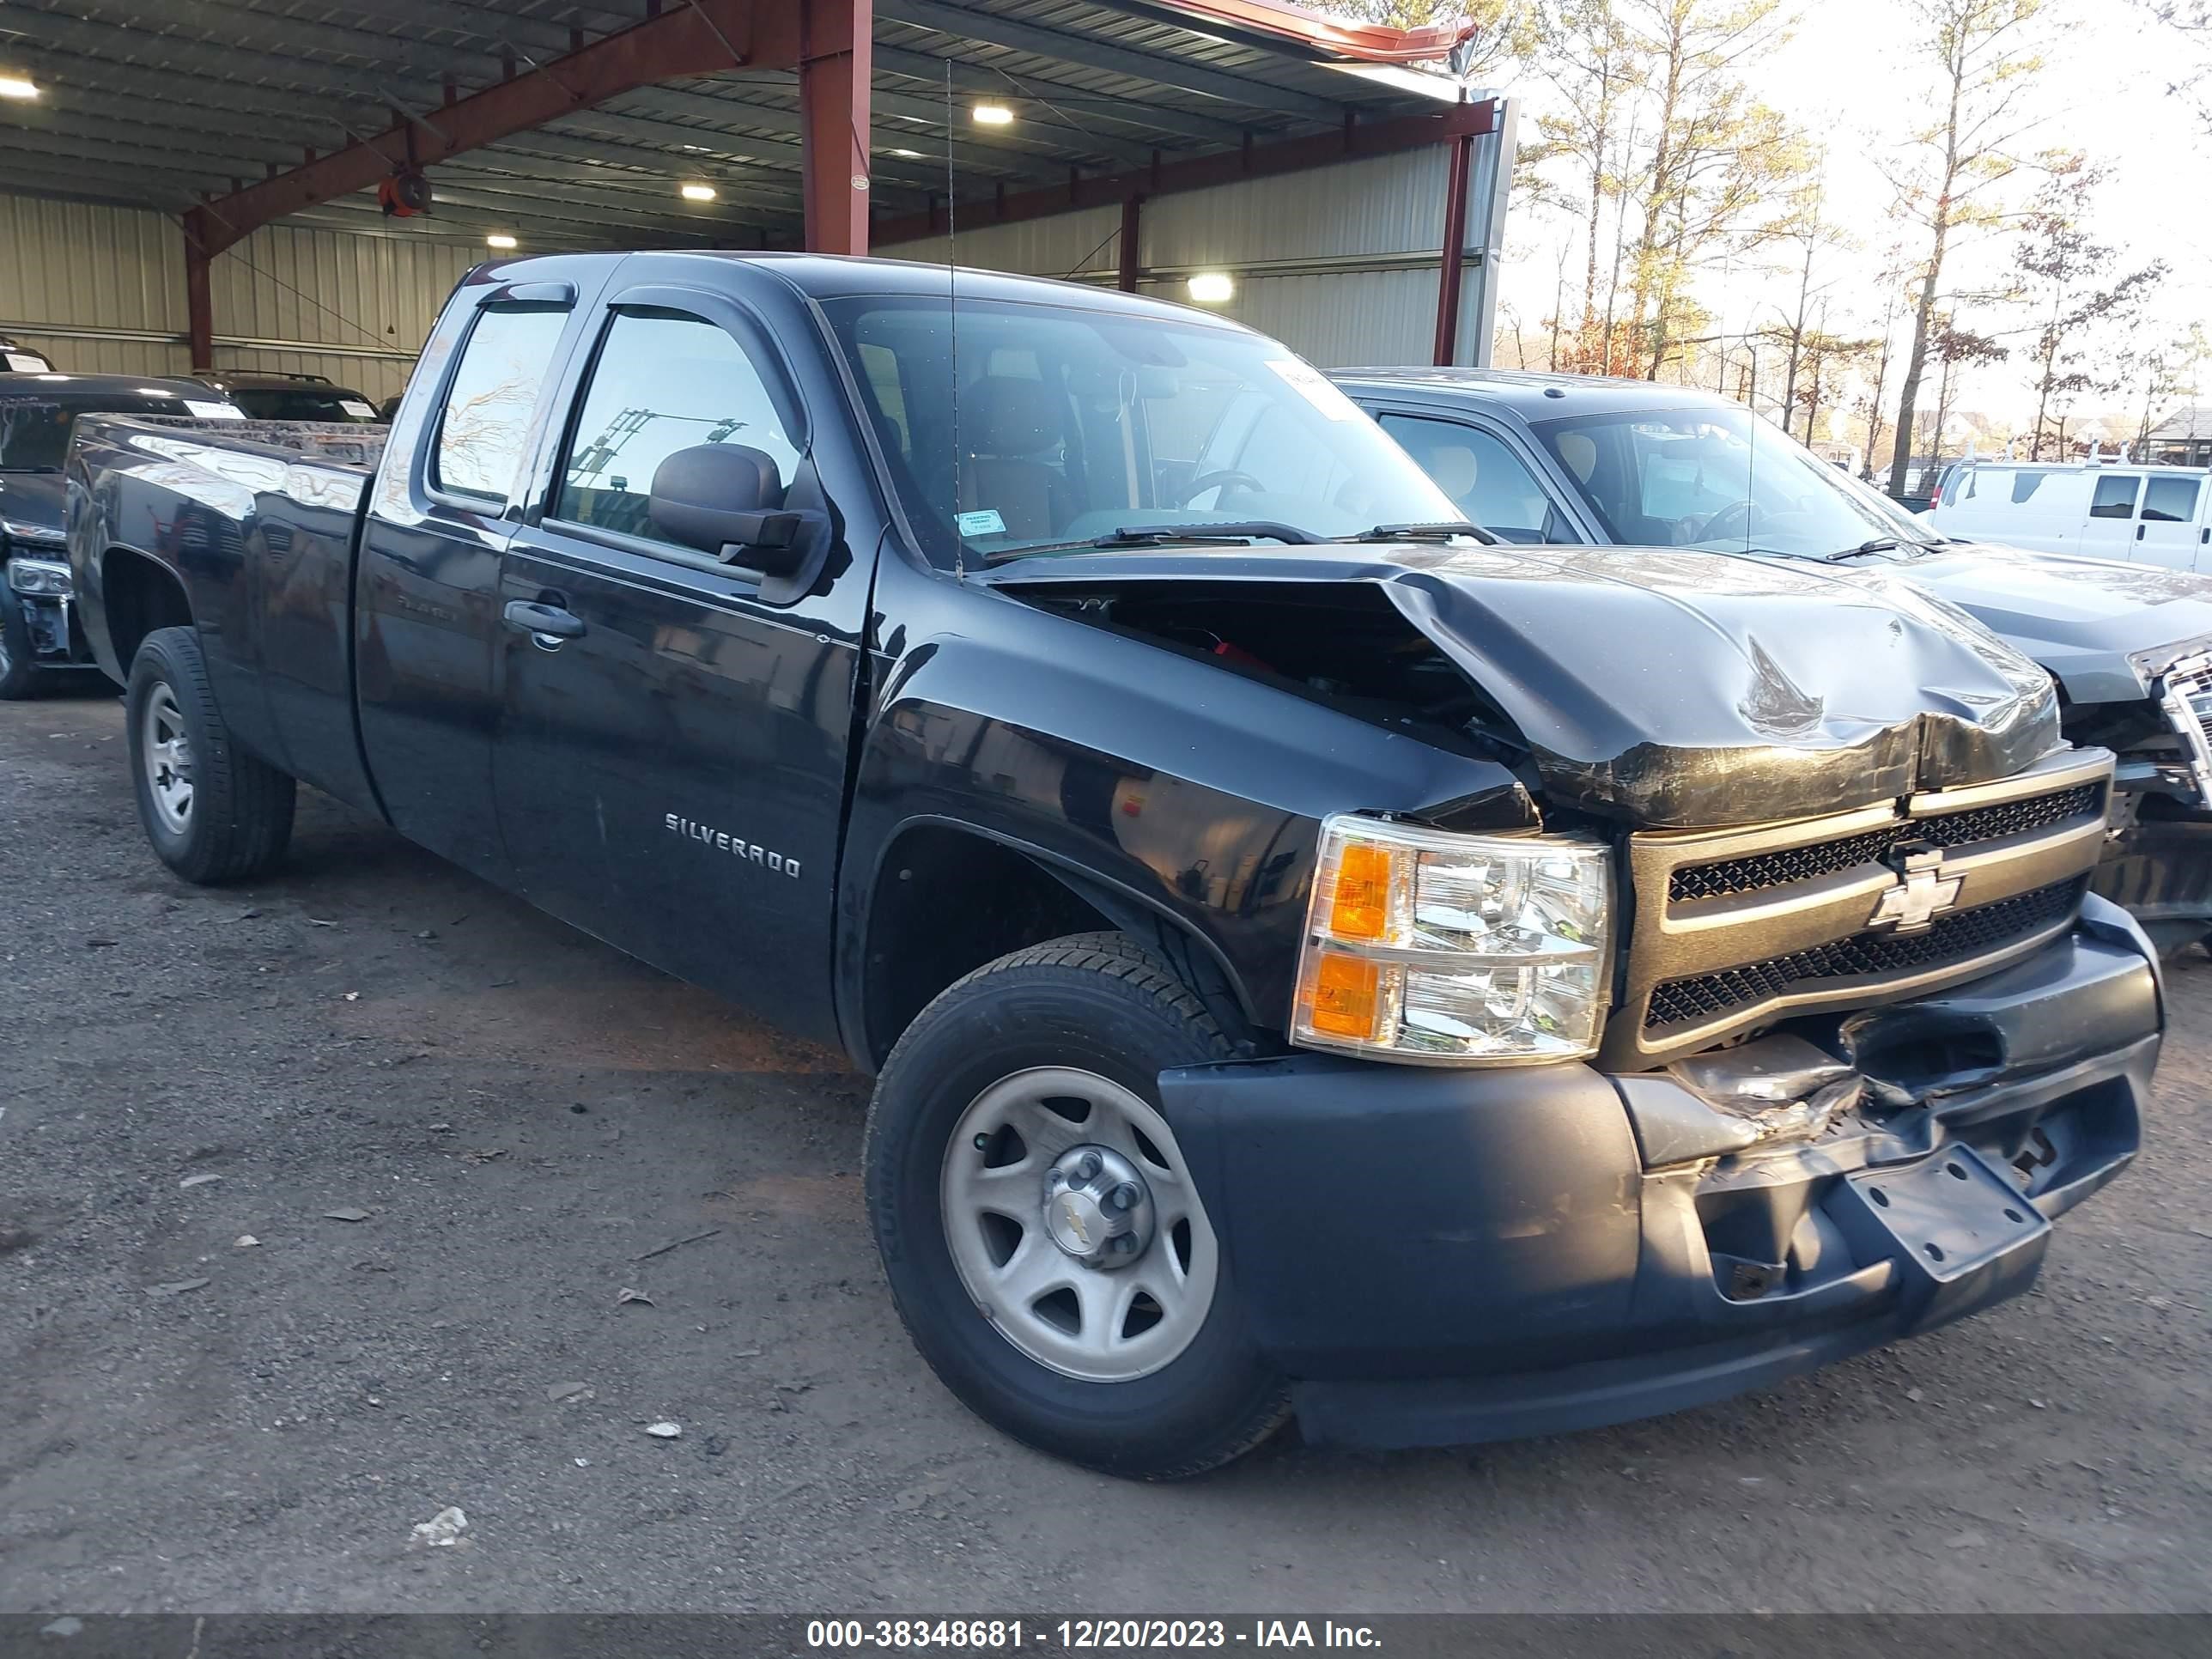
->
799;0;873;254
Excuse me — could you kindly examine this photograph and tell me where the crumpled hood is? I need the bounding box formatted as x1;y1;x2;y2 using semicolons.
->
1896;542;2212;704
982;541;2062;829
0;471;65;538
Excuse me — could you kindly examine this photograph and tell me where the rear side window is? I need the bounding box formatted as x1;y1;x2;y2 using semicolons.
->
2142;476;2203;523
2090;474;2142;520
434;305;568;501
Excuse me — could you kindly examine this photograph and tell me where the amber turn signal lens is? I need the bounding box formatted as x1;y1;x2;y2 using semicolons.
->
1307;951;1383;1039
1328;842;1395;940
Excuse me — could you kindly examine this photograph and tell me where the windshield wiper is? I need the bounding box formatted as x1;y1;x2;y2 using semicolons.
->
1821;535;1942;562
1341;520;1500;545
981;520;1322;563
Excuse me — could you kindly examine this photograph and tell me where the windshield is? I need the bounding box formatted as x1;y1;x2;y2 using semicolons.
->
1527;404;1935;558
0;392;236;471
821;295;1460;564
228;386;380;422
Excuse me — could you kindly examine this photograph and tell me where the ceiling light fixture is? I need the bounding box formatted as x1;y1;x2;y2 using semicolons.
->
887;148;925;160
0;74;38;100
1187;271;1236;304
486;234;518;249
680;181;717;201
971;102;1014;126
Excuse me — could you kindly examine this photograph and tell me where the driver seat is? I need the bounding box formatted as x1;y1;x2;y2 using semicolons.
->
958;375;1070;538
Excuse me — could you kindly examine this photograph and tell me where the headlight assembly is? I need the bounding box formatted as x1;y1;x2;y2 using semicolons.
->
1;517;66;550
1292;815;1613;1065
5;556;73;597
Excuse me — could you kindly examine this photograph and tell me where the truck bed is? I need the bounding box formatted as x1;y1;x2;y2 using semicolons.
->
67;410;386;817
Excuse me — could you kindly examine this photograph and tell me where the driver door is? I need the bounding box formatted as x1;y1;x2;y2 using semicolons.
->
491;277;869;1043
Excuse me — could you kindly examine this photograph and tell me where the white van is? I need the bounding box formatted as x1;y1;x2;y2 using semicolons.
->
1929;460;2212;569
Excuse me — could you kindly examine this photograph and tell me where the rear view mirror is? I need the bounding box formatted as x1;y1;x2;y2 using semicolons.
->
648;444;809;573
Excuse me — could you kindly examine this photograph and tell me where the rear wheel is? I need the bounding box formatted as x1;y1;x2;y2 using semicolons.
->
866;932;1290;1479
0;583;40;700
126;626;295;883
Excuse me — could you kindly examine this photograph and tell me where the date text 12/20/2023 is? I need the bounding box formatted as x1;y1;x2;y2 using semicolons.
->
805;1620;1383;1650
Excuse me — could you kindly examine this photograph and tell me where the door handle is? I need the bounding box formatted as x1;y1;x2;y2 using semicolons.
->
503;599;586;642
2136;524;2146;541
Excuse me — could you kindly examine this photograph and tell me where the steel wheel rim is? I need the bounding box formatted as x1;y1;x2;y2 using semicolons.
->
142;682;194;835
940;1065;1219;1382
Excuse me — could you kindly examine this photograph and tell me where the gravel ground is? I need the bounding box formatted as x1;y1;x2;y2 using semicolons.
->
2;686;2207;1616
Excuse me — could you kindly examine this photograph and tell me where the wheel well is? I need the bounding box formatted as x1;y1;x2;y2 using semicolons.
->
101;549;192;672
860;828;1114;1069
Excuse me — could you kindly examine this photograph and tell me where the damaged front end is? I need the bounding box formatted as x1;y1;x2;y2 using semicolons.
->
983;540;2062;830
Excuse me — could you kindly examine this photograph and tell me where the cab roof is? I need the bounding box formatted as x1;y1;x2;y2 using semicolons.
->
1328;365;1738;422
477;249;1254;330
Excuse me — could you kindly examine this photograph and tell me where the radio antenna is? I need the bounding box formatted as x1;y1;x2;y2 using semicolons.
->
946;58;964;583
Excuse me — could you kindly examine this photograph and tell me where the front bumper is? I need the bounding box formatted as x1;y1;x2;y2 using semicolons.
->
1160;897;2160;1451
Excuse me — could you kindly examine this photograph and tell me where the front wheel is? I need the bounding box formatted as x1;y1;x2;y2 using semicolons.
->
126;626;295;883
865;932;1290;1479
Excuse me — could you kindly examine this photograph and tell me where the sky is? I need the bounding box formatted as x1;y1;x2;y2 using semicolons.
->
1486;0;2212;428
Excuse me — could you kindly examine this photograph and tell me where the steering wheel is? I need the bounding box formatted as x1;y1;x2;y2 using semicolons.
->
1178;468;1265;507
1688;499;1768;543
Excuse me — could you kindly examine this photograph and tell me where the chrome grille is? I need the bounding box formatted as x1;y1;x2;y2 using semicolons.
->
1645;879;2083;1031
2156;651;2212;807
1606;748;2114;1069
1668;781;2106;902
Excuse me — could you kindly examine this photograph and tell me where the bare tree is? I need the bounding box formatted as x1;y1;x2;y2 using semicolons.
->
1883;0;2046;495
2012;154;2166;459
1768;173;1854;439
1617;0;1808;378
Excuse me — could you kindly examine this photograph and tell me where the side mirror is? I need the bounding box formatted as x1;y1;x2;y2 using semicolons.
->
648;444;811;574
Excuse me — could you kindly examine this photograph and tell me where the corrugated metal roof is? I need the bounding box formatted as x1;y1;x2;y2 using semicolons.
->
0;0;1466;250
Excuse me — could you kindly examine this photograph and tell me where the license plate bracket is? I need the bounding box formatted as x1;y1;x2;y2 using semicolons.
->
1828;1146;2052;1318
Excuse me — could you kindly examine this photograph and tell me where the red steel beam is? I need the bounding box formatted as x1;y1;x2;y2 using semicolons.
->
872;97;1498;246
180;0;848;260
799;0;872;254
185;239;214;372
1431;130;1473;365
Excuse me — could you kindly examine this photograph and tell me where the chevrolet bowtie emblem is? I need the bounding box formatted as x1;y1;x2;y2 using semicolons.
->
1867;844;1964;934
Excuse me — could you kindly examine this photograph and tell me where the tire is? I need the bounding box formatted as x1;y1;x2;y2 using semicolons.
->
866;931;1291;1480
126;626;295;884
0;582;40;700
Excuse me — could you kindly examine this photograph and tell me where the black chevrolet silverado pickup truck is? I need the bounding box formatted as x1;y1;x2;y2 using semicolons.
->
67;252;2162;1478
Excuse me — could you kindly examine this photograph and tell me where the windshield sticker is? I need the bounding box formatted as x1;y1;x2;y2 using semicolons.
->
956;507;1007;536
5;352;48;373
339;398;378;419
1263;358;1361;422
185;401;244;420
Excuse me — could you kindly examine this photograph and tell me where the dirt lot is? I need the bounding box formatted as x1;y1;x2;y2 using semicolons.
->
2;685;2207;1616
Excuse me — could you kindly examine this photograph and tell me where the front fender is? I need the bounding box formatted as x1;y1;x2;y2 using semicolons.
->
836;557;1531;1050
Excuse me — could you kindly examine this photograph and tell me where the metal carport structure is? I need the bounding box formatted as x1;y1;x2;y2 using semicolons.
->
0;0;1514;382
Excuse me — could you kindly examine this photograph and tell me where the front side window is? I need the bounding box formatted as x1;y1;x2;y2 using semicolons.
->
1528;404;1925;558
1376;412;1570;543
552;309;801;545
820;295;1458;565
2090;474;2142;520
434;304;568;501
2142;475;2202;523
